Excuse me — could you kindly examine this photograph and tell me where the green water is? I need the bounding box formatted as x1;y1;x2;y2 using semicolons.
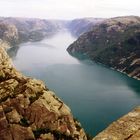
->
10;31;140;136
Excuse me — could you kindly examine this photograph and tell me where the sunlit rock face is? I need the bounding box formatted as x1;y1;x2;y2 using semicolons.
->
0;46;87;140
67;16;140;80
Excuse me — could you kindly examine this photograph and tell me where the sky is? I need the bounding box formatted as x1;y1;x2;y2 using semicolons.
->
0;0;139;19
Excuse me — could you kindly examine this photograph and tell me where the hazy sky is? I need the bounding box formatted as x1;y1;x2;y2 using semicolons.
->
0;0;139;19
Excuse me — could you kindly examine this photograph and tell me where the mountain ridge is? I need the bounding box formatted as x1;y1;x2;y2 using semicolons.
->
67;16;140;80
0;17;105;49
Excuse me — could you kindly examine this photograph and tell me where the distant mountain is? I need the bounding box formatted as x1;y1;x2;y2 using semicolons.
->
67;16;140;80
68;18;105;36
0;17;68;45
0;17;104;47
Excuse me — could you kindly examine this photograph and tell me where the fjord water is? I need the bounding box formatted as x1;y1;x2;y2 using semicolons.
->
10;31;140;136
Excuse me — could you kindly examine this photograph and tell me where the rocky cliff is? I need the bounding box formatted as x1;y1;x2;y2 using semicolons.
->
67;16;140;80
93;107;140;140
0;23;18;46
0;46;87;140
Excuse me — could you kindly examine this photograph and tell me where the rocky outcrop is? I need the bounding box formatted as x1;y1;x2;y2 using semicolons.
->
0;46;87;140
93;107;140;140
67;16;140;80
0;23;18;46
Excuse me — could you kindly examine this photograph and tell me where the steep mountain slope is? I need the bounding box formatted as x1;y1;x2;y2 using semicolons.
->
0;46;87;140
68;18;105;36
67;16;140;80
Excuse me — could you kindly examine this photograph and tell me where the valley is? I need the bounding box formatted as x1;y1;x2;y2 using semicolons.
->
0;16;140;139
9;30;140;136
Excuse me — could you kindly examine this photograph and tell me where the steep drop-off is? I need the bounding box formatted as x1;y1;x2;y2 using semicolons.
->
67;16;140;80
0;46;87;140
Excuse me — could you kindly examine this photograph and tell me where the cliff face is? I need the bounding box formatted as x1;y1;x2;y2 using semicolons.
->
0;23;19;46
67;16;140;80
93;107;140;140
0;46;87;140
